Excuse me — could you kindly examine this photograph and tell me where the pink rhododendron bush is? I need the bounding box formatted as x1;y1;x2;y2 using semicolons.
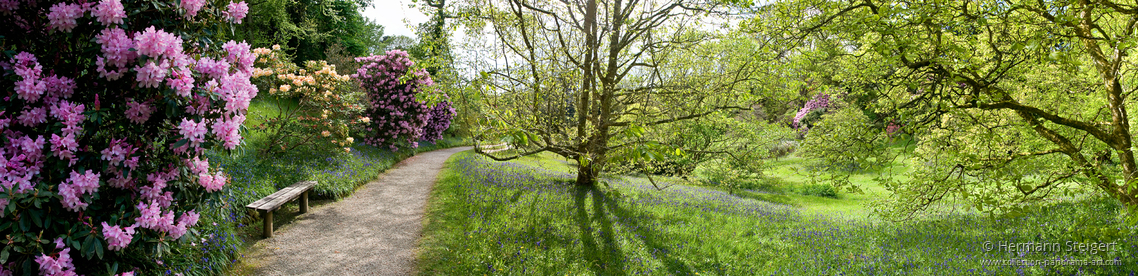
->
0;0;252;274
250;46;367;155
353;50;453;151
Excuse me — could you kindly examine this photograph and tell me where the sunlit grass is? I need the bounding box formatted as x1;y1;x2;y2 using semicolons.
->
418;151;1138;275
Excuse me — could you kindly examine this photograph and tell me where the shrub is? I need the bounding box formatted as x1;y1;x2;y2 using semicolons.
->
800;183;838;198
0;0;256;274
699;161;760;193
353;50;449;151
793;93;832;130
768;139;797;158
250;45;367;155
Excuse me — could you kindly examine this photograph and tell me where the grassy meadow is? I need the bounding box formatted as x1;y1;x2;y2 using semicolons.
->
417;151;1138;275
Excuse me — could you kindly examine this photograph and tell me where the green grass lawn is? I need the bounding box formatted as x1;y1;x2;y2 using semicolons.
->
418;151;1138;275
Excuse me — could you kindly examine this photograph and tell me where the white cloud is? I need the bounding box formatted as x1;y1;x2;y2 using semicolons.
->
362;0;429;39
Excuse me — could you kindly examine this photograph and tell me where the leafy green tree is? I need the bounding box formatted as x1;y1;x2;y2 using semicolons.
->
466;0;768;186
760;0;1138;216
233;0;377;62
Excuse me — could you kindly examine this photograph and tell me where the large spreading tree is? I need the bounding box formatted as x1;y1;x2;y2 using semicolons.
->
466;0;767;186
760;0;1138;216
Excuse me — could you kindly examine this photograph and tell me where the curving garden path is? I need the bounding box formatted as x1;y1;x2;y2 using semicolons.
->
244;146;472;276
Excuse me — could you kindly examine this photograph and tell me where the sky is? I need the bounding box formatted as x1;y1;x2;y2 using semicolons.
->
363;0;429;39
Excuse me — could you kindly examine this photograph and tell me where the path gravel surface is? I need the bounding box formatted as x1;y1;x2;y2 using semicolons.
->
246;146;471;276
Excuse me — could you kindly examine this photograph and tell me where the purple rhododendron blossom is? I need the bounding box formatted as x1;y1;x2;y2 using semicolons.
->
47;3;84;32
181;0;206;18
93;0;126;25
224;1;248;23
101;222;136;251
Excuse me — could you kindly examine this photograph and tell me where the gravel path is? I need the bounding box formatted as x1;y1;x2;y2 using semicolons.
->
246;146;471;276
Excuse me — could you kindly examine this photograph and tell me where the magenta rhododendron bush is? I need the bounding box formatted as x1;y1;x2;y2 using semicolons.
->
0;0;252;274
353;50;453;151
421;100;455;142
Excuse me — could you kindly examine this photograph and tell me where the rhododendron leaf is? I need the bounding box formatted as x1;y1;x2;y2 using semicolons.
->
0;246;8;263
82;235;96;258
29;209;43;228
173;138;189;149
94;239;104;259
18;214;29;231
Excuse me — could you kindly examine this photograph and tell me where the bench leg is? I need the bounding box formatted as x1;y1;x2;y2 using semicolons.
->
261;210;273;238
300;190;309;214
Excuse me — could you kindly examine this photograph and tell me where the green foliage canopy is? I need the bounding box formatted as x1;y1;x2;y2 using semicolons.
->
757;0;1138;217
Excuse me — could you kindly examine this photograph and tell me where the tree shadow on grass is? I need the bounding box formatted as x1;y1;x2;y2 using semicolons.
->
573;185;628;275
599;189;698;275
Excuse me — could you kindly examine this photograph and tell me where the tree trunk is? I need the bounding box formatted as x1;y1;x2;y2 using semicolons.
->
575;134;608;186
576;160;598;186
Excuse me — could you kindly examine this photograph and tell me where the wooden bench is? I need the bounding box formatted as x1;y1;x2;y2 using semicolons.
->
245;181;317;238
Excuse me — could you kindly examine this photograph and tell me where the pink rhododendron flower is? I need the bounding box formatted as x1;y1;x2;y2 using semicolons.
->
141;172;174;207
42;75;77;102
181;0;206;18
195;57;230;79
93;0;126;25
186;156;210;175
48;3;84;32
35;248;76;276
124;156;140;169
50;101;86;137
224;1;249;23
13;52;41;76
134;60;169;88
222;40;256;73
0;0;18;12
133;26;183;59
15;75;46;103
108;173;132;188
17;107;46;127
95;27;135;68
178;118;208;147
102;222;136;251
100;139;133;166
199;171;226;192
168;68;195;97
58;170;101;212
219;71;257;114
179;211;200;228
96;57;128;80
125;100;153;124
157;211;191;239
134;201;163;230
50;133;79;165
211;115;245;149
